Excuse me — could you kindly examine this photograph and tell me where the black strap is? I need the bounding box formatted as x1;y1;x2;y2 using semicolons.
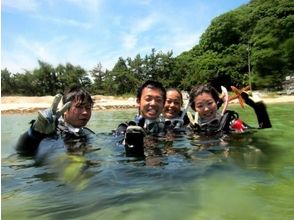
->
218;110;239;132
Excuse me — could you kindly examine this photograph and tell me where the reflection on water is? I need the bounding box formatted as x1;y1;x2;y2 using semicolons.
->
2;105;294;220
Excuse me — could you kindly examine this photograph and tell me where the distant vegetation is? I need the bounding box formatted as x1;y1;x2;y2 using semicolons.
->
2;0;293;96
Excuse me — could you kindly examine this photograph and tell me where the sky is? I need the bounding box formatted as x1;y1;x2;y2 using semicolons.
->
1;0;250;73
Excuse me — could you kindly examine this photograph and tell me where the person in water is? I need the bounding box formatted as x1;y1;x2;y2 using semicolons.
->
188;83;272;134
15;86;96;161
162;88;190;130
115;80;166;157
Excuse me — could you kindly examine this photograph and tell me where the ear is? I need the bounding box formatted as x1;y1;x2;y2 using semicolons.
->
63;110;68;118
136;98;140;107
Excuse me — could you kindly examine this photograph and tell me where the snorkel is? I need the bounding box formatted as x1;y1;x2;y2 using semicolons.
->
174;99;190;129
220;86;229;116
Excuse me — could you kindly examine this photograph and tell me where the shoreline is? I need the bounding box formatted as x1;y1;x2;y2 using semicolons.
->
1;94;294;114
1;95;137;114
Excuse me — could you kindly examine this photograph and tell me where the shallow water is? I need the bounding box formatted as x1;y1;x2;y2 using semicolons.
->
2;105;294;220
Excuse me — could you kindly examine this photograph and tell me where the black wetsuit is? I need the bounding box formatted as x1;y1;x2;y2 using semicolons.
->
189;93;272;134
15;119;96;161
163;110;190;131
114;115;167;157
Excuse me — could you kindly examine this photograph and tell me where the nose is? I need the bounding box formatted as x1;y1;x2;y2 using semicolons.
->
150;99;156;105
204;105;210;111
81;107;91;114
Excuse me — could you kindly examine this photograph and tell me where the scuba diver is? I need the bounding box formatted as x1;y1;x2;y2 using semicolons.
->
15;86;96;162
114;80;167;157
188;83;272;134
162;88;190;131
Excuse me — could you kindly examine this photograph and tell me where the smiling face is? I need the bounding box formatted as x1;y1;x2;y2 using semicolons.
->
163;90;182;119
194;92;218;121
137;87;165;120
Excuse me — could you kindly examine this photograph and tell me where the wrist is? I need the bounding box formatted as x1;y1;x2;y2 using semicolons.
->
28;126;47;139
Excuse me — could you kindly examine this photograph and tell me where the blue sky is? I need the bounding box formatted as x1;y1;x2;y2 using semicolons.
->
2;0;250;73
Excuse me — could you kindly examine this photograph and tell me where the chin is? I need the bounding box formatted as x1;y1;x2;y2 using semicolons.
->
79;121;88;127
165;114;174;119
147;115;158;120
204;114;215;121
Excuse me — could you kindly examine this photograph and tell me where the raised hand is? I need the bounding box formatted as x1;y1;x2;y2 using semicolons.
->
33;94;71;134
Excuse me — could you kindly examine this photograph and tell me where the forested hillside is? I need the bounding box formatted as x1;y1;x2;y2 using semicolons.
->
2;0;293;96
176;0;293;91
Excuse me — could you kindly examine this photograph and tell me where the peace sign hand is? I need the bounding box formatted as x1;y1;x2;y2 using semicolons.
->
33;94;72;134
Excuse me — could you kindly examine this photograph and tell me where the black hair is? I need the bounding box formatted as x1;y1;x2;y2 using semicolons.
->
189;84;220;111
136;80;166;102
63;85;94;106
166;88;183;106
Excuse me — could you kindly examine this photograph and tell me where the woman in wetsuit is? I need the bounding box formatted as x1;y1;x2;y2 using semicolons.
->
162;88;190;130
188;84;272;134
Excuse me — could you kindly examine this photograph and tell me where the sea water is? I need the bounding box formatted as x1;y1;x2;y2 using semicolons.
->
1;104;294;220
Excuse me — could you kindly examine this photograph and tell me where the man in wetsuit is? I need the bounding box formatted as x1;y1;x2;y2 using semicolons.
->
15;86;96;161
114;80;166;157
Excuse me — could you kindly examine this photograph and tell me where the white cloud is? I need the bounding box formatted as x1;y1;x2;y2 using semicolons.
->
1;0;39;12
126;0;152;6
120;13;160;50
34;14;93;29
2;36;67;72
1;51;37;73
170;31;201;55
65;0;103;13
122;34;137;50
132;13;159;34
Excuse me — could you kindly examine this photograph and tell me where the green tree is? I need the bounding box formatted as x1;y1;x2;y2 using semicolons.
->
89;63;106;95
56;63;91;92
32;60;57;95
13;71;36;95
108;57;137;95
1;68;15;95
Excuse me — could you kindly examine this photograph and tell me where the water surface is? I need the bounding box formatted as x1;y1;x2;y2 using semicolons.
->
2;105;294;220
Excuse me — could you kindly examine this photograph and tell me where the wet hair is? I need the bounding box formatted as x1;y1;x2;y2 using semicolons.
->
166;88;183;106
136;80;166;102
63;85;94;106
189;84;220;111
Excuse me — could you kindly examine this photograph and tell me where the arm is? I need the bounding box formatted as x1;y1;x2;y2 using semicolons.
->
241;92;272;129
15;121;47;156
15;94;71;156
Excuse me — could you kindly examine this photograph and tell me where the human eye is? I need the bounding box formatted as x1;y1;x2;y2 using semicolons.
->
174;101;181;105
155;97;163;103
74;105;83;109
85;105;92;110
208;101;215;106
144;96;152;102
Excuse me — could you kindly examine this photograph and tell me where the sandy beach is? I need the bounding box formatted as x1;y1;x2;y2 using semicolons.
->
1;94;294;114
1;95;137;114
